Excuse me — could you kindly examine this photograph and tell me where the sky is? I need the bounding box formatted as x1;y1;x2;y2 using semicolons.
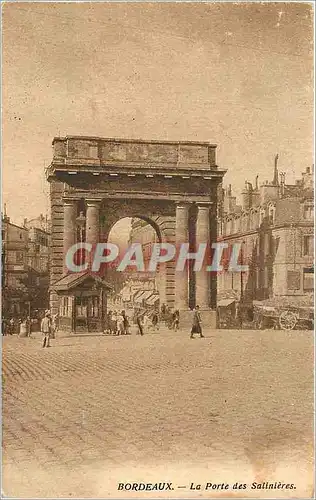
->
2;2;314;227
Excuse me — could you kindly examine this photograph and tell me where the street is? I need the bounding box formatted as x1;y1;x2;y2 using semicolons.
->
2;328;314;499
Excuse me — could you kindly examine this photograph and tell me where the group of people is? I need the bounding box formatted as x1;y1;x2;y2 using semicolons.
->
104;309;161;336
160;304;180;330
2;317;20;335
3;304;204;340
135;310;159;335
104;310;130;335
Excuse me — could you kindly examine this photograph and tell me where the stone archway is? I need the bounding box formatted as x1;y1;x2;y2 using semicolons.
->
106;213;165;306
47;136;226;327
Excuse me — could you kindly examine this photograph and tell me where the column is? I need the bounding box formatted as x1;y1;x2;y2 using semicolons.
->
86;200;101;245
196;203;211;309
63;199;77;274
175;203;190;309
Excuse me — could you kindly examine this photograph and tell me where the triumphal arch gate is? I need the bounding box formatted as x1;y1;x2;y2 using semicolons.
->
47;136;225;331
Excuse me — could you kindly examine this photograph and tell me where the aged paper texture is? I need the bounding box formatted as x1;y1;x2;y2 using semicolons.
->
2;2;314;499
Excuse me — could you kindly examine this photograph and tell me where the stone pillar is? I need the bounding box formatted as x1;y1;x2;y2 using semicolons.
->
63;199;77;274
175;203;190;310
86;200;101;245
195;203;211;309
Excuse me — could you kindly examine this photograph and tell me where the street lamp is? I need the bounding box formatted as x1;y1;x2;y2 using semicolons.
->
76;211;86;266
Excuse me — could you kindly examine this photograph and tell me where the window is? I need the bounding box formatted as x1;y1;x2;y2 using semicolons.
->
269;207;275;224
264;233;271;256
303;205;314;220
259;210;265;226
303;235;314;257
89;145;98;158
303;268;314;291
16;252;24;264
91;296;99;317
287;271;300;290
76;296;87;318
59;296;72;317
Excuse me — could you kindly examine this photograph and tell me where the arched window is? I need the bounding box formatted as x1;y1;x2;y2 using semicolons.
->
268;205;276;224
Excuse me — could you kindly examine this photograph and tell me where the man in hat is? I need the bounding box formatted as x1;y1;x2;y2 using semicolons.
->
41;311;52;348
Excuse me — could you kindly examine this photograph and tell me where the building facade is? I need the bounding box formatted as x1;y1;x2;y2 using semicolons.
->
2;213;51;317
217;161;314;303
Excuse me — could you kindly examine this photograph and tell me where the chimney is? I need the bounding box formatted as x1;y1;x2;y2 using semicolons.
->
255;175;259;191
242;181;252;210
273;154;279;186
252;176;260;207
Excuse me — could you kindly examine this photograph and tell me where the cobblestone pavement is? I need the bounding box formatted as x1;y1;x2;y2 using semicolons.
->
2;328;313;499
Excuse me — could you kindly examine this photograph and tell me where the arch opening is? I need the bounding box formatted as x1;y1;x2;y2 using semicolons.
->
105;216;163;325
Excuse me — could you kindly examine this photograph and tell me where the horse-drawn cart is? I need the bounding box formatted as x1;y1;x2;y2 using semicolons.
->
253;297;314;330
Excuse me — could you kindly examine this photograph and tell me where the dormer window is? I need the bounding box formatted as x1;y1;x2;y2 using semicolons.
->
268;205;276;224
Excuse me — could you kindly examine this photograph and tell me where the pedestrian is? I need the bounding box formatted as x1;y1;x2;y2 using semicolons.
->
117;312;125;335
104;310;112;334
172;309;180;330
143;314;150;333
9;318;15;335
26;316;31;338
122;310;130;334
51;313;59;338
41;312;52;348
152;312;159;331
136;313;144;336
2;318;7;336
190;305;204;339
112;311;118;335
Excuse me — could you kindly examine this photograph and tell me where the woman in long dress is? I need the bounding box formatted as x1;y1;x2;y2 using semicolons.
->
190;305;204;339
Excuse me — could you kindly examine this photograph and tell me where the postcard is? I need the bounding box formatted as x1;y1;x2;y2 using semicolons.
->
2;2;314;498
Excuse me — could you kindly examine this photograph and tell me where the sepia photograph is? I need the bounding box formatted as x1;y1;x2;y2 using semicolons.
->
1;1;314;498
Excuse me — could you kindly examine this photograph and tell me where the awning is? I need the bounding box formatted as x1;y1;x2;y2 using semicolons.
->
134;291;146;303
134;290;154;304
133;290;144;300
217;298;236;307
142;290;154;301
146;294;159;305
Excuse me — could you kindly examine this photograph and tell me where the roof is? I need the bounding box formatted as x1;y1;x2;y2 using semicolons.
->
52;136;217;147
51;271;113;292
